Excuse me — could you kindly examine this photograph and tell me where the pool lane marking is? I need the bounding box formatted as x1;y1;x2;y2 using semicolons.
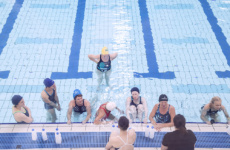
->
0;0;25;79
51;0;92;79
198;0;230;78
135;0;175;79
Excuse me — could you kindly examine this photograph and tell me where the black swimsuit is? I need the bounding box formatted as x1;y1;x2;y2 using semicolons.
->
13;107;29;124
201;105;221;115
130;96;142;107
73;99;87;114
44;89;56;110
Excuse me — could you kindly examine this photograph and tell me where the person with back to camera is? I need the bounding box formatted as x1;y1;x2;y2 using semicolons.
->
105;116;136;150
67;89;91;124
126;87;148;123
88;47;118;90
12;95;33;123
149;94;176;131
161;114;197;150
94;101;124;125
41;78;61;122
200;96;230;125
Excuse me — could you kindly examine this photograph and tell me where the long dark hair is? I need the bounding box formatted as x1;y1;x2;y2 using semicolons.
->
173;114;187;135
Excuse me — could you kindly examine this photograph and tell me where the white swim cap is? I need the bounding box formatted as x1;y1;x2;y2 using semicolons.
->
106;102;116;111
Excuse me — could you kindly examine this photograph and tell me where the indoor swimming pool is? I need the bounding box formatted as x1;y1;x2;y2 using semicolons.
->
0;0;230;124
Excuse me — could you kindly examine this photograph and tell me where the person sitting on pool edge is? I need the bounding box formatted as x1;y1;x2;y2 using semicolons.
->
41;78;61;122
12;95;33;123
200;96;230;125
88;47;118;90
105;116;136;150
149;94;176;131
67;89;91;124
126;87;148;123
94;101;124;125
161;114;197;150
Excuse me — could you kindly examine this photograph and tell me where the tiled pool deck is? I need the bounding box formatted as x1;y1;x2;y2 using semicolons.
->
0;123;229;150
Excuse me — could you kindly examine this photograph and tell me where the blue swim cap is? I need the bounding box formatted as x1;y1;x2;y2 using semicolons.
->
12;95;23;106
73;89;82;99
43;78;54;87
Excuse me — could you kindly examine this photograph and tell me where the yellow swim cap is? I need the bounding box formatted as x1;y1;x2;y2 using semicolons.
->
101;47;109;55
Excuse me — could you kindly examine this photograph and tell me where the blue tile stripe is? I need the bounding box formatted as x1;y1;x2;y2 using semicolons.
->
0;132;229;149
30;4;70;9
0;85;44;93
198;0;230;78
0;0;24;79
218;4;230;8
134;0;175;79
162;37;209;45
15;37;63;44
51;0;92;79
154;4;194;9
172;84;230;94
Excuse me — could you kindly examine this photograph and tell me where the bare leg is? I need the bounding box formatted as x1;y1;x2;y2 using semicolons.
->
137;104;144;123
96;69;104;90
47;109;57;123
129;106;137;122
105;69;112;86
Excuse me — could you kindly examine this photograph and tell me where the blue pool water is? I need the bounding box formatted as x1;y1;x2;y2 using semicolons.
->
0;0;230;123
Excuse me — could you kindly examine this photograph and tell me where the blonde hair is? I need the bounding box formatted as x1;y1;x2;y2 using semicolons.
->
210;96;222;104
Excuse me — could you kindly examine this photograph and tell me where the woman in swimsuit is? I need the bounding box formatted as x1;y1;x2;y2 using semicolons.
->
105;116;136;150
94;102;124;125
200;96;230;125
149;94;176;131
12;95;33;123
41;78;61;122
126;87;148;123
67;89;91;124
88;47;118;90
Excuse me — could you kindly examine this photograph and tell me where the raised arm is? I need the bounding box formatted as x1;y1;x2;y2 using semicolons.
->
110;52;118;61
24;105;32;118
15;112;33;123
88;54;100;63
82;100;92;124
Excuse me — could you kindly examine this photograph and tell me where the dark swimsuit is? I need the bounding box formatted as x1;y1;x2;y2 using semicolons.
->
73;99;87;114
201;105;221;115
130;96;142;114
97;54;111;72
13;107;29;124
44;89;56;110
155;104;171;123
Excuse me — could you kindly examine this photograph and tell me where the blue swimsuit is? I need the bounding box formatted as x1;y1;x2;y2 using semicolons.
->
155;104;171;123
